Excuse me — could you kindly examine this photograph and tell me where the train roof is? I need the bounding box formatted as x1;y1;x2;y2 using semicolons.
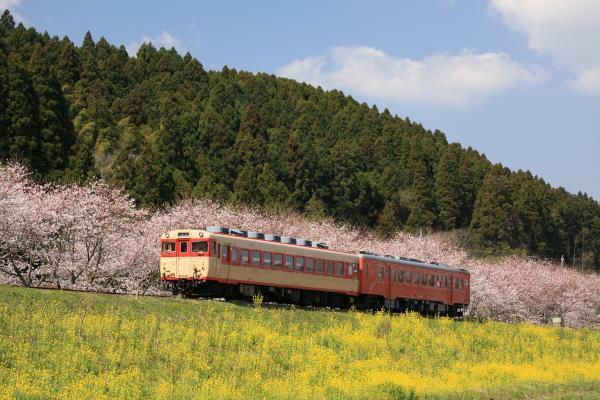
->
161;227;468;274
359;252;469;274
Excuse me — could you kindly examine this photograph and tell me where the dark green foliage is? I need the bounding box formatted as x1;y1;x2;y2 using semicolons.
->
1;10;599;266
435;144;463;229
469;165;515;249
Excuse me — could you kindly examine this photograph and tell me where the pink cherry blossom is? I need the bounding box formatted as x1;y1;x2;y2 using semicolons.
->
1;162;598;327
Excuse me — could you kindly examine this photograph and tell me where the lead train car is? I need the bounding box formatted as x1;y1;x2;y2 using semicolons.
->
160;228;470;315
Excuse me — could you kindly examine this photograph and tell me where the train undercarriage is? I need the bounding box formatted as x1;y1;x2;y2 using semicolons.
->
163;279;465;317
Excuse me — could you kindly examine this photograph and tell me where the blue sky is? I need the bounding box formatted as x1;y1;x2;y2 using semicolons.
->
4;0;600;200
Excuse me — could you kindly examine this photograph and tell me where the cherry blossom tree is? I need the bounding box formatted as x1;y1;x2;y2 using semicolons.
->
1;162;598;326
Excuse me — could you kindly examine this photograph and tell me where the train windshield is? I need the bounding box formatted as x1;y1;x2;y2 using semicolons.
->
161;242;175;252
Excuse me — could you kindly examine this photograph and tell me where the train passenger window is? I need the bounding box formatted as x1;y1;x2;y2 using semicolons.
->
421;273;427;286
274;254;283;268
461;279;465;290
222;245;229;262
326;261;334;275
406;271;411;284
377;268;384;282
192;241;208;253
436;275;441;288
465;279;469;287
444;276;449;288
252;251;260;267
263;252;272;267
306;258;314;272
295;257;304;272
180;242;188;253
335;262;343;276
231;248;238;264
211;241;217;256
399;270;404;283
285;255;293;270
429;274;435;287
316;259;324;273
241;249;249;265
413;272;419;285
391;270;396;281
351;263;358;274
454;277;459;289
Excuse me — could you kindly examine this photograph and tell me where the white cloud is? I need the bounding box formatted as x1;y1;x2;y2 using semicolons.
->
126;31;181;56
570;66;600;95
1;0;25;22
491;0;600;94
277;46;540;106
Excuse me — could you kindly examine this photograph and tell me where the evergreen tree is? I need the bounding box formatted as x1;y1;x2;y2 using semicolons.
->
0;42;8;151
5;52;38;166
435;144;462;229
0;10;15;38
28;42;73;175
406;160;436;230
469;165;515;249
57;38;80;87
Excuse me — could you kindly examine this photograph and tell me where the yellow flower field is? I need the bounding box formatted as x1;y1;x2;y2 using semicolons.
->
0;286;598;399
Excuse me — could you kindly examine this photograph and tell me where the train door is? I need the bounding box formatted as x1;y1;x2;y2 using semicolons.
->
176;239;191;278
384;263;391;299
449;272;454;305
221;242;232;282
359;258;369;293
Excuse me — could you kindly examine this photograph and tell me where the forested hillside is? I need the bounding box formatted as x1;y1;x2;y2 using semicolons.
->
0;10;599;267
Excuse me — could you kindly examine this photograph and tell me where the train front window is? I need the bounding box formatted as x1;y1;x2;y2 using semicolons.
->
191;241;208;253
162;242;175;252
180;242;188;253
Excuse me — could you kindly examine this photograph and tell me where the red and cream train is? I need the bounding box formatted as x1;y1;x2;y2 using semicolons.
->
160;227;470;315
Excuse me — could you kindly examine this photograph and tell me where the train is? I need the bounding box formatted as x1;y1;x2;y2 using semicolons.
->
160;226;470;315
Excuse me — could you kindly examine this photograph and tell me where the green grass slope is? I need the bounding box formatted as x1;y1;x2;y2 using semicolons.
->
0;285;598;399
